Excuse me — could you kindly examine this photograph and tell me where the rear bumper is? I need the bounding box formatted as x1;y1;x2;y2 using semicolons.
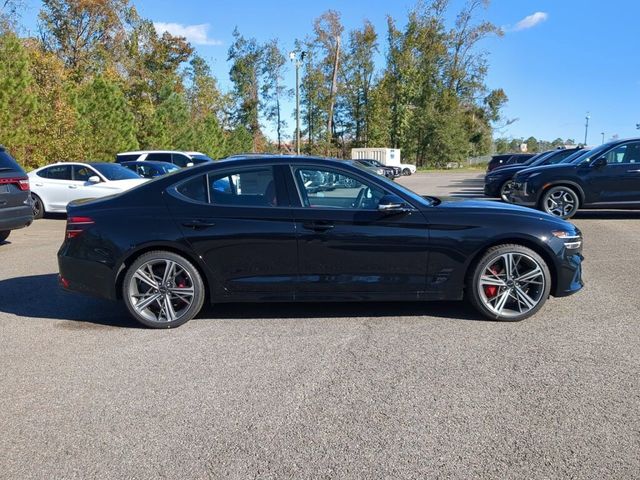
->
509;183;538;207
0;205;33;231
58;252;118;300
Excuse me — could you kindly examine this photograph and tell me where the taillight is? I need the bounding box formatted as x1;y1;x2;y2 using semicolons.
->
66;216;94;239
0;177;29;191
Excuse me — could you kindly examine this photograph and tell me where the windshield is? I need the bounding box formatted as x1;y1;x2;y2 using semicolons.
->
351;161;433;206
562;149;590;163
524;151;553;167
571;143;620;165
92;163;141;180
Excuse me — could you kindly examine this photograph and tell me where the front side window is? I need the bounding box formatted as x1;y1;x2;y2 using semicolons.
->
294;167;385;210
146;153;172;163
604;142;640;165
172;154;190;168
73;165;97;181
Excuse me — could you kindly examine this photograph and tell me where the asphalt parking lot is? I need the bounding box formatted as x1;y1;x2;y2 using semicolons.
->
1;172;639;479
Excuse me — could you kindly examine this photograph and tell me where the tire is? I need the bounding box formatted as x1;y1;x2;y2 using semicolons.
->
0;230;9;242
122;250;205;328
402;168;412;176
540;186;579;219
467;244;551;322
31;193;44;219
499;181;514;202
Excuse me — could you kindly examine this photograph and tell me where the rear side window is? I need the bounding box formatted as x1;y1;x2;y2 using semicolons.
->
177;175;208;203
146;153;172;163
40;165;72;180
209;168;277;207
115;154;140;163
0;150;22;170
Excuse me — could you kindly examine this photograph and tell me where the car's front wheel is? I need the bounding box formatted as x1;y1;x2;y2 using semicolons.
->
0;230;10;242
122;251;205;328
500;181;514;202
467;244;551;321
402;168;412;176
540;186;579;219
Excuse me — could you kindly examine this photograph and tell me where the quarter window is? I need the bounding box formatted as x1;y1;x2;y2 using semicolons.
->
294;168;385;210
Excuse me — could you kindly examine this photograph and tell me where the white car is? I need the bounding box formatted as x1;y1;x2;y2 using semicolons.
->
29;162;147;218
115;150;213;168
400;164;417;176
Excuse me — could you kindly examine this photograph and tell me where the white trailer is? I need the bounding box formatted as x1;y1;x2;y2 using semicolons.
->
350;148;416;175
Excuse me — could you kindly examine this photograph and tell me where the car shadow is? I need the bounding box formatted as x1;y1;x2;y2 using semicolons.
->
446;176;486;198
0;274;487;327
0;274;138;328
573;210;640;220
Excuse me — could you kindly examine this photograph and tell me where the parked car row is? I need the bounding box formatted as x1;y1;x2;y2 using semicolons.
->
484;138;640;219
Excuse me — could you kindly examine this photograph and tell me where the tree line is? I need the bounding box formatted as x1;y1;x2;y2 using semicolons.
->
0;0;507;169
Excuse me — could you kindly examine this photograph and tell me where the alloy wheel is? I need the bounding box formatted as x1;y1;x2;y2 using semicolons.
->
477;252;546;319
32;194;43;219
544;188;578;217
500;181;514;202
128;259;195;323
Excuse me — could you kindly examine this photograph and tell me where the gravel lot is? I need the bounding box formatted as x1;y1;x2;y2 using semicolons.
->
1;172;639;479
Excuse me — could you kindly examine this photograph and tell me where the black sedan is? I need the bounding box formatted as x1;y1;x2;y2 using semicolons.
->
484;148;584;201
58;156;584;328
510;138;640;218
120;160;180;178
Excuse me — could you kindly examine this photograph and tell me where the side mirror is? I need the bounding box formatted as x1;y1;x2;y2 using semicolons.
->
592;157;607;169
88;175;101;183
378;194;414;214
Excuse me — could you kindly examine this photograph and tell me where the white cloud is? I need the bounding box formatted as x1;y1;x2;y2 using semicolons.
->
153;22;222;46
513;12;549;31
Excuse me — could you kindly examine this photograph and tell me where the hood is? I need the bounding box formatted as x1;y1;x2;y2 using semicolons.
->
486;164;529;177
434;197;567;221
515;163;575;178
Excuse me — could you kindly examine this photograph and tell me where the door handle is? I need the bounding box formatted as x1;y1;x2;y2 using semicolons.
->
182;220;216;230
627;169;640;173
68;185;78;189
302;221;334;232
35;183;43;187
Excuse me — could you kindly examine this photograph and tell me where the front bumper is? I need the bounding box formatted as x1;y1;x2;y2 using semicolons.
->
554;251;584;297
509;182;537;207
0;205;33;231
483;182;501;198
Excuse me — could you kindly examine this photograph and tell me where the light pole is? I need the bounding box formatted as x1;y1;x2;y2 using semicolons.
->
601;132;605;144
289;50;306;156
584;112;590;145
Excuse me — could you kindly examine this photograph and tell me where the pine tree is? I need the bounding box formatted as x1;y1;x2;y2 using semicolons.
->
76;75;138;161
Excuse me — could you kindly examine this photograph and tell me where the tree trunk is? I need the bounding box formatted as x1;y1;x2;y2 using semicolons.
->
326;36;341;152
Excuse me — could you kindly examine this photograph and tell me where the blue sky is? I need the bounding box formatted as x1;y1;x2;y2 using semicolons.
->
19;0;640;144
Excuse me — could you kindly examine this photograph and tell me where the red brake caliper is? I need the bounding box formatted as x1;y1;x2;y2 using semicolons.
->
484;267;500;298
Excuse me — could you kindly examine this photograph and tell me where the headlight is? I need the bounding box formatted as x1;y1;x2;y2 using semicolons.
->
552;230;582;249
376;168;385;175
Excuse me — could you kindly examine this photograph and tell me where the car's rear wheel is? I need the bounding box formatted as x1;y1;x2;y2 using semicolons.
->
541;186;579;219
500;181;514;202
31;193;44;219
0;230;10;242
402;168;412;176
467;244;551;321
122;251;205;328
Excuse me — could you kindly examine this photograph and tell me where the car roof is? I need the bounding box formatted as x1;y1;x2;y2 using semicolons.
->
214;155;359;169
121;160;176;166
117;151;205;156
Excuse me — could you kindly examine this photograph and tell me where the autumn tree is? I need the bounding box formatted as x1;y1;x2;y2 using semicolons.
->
228;28;261;151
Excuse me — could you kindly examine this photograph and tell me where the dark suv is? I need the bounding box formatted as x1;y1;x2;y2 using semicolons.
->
0;147;33;242
510;138;640;218
484;148;584;201
487;153;536;172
